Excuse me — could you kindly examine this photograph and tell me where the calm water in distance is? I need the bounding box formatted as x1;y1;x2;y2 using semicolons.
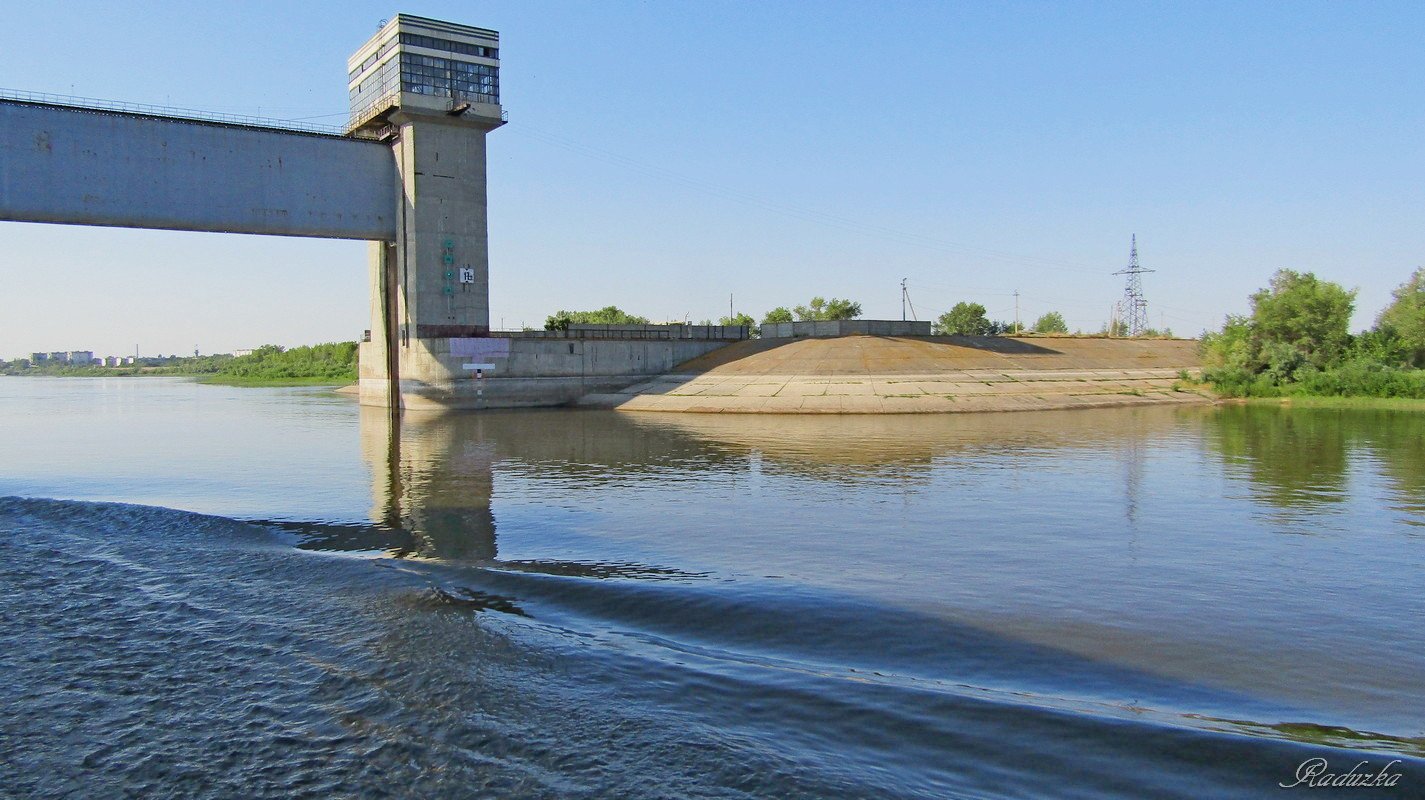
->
1;376;1422;798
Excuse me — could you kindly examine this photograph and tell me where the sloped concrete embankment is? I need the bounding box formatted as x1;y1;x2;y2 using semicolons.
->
580;336;1209;414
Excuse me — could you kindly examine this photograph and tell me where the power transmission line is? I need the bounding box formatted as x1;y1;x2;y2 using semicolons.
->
1113;235;1155;336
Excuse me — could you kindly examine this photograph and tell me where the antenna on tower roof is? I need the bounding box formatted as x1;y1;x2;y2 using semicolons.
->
1113;235;1155;337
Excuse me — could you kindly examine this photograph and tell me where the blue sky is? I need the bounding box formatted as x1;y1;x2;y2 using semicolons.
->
2;1;1421;357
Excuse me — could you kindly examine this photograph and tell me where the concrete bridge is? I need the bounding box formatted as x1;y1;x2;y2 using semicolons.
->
0;14;741;409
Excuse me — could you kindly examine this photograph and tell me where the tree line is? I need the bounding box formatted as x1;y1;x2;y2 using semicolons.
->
1201;268;1425;398
545;297;1105;337
544;298;866;332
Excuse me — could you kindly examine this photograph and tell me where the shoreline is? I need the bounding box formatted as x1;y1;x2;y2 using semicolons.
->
1233;396;1425;411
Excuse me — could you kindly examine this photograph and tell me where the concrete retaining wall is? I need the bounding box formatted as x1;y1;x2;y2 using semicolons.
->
516;324;750;340
762;320;932;338
359;335;737;408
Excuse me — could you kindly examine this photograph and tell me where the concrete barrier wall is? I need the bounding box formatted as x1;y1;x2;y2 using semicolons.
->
762;320;933;338
0;100;396;239
359;336;737;408
514;324;750;340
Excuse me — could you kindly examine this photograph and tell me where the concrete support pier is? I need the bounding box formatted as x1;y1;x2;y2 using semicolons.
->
356;107;500;408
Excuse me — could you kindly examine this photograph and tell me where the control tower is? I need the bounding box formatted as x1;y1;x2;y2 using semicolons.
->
347;15;505;407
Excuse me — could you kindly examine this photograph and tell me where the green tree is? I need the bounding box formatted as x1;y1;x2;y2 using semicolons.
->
762;307;794;324
1201;314;1254;372
1376;267;1425;366
544;305;651;331
1249;269;1355;369
935;302;993;336
792;296;862;321
1032;311;1068;334
718;312;758;337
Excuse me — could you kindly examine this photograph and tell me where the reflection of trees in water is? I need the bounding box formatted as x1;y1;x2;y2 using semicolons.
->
1355;411;1425;523
359;405;1202;519
1206;406;1350;510
353;404;1361;560
1205;405;1425;522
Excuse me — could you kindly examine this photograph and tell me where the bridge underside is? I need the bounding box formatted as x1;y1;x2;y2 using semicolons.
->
0;99;395;239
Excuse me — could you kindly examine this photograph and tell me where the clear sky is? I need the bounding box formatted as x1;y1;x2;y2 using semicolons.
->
2;1;1421;358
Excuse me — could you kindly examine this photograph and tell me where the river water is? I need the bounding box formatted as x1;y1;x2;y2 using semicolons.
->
1;377;1421;798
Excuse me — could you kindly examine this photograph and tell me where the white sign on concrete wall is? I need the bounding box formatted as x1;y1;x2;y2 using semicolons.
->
450;338;510;358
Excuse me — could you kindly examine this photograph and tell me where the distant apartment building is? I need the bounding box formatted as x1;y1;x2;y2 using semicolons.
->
104;356;123;367
48;351;67;362
232;348;255;357
68;351;94;364
123;356;137;365
30;352;48;363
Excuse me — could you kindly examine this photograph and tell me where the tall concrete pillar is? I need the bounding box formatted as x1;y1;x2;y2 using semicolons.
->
358;111;501;406
390;111;494;340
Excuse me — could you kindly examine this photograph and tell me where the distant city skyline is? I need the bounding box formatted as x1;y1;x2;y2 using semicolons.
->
2;1;1421;358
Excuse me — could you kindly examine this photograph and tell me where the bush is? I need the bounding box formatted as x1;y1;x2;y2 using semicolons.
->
544;306;650;331
215;342;357;381
935;302;993;335
793;297;862;321
762;307;794;325
1292;359;1425;399
1032;311;1068;334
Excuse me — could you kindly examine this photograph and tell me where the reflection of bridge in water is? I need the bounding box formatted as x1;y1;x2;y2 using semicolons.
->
274;406;1214;562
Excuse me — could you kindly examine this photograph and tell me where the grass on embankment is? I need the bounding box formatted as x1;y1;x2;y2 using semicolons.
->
1175;375;1425;411
1238;395;1425;411
198;375;354;387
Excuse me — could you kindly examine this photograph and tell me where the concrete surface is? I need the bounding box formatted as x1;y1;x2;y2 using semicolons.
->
0;99;395;239
762;320;933;338
359;334;740;409
581;335;1210;414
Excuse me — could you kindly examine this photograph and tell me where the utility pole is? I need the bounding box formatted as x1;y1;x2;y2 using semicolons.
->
730;293;734;323
1013;290;1021;335
901;278;907;321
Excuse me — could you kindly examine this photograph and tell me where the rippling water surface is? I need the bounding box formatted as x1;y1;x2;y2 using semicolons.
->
2;377;1422;798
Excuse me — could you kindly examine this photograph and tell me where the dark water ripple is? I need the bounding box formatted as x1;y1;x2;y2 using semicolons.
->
3;496;1421;799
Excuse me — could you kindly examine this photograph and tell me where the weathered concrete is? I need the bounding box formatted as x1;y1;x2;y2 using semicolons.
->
0;100;395;239
762;320;933;338
582;335;1210;414
359;334;737;409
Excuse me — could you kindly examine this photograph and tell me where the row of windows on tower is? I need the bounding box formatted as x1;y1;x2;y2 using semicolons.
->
349;53;500;105
399;53;499;101
398;32;497;60
350;32;497;78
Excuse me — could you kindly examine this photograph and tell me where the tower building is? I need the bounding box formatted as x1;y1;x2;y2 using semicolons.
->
346;15;505;406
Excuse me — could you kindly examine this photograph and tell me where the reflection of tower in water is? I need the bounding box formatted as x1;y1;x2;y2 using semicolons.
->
360;406;497;561
1120;414;1146;564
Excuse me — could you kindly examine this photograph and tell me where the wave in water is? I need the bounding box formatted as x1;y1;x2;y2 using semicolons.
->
1;496;1419;799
